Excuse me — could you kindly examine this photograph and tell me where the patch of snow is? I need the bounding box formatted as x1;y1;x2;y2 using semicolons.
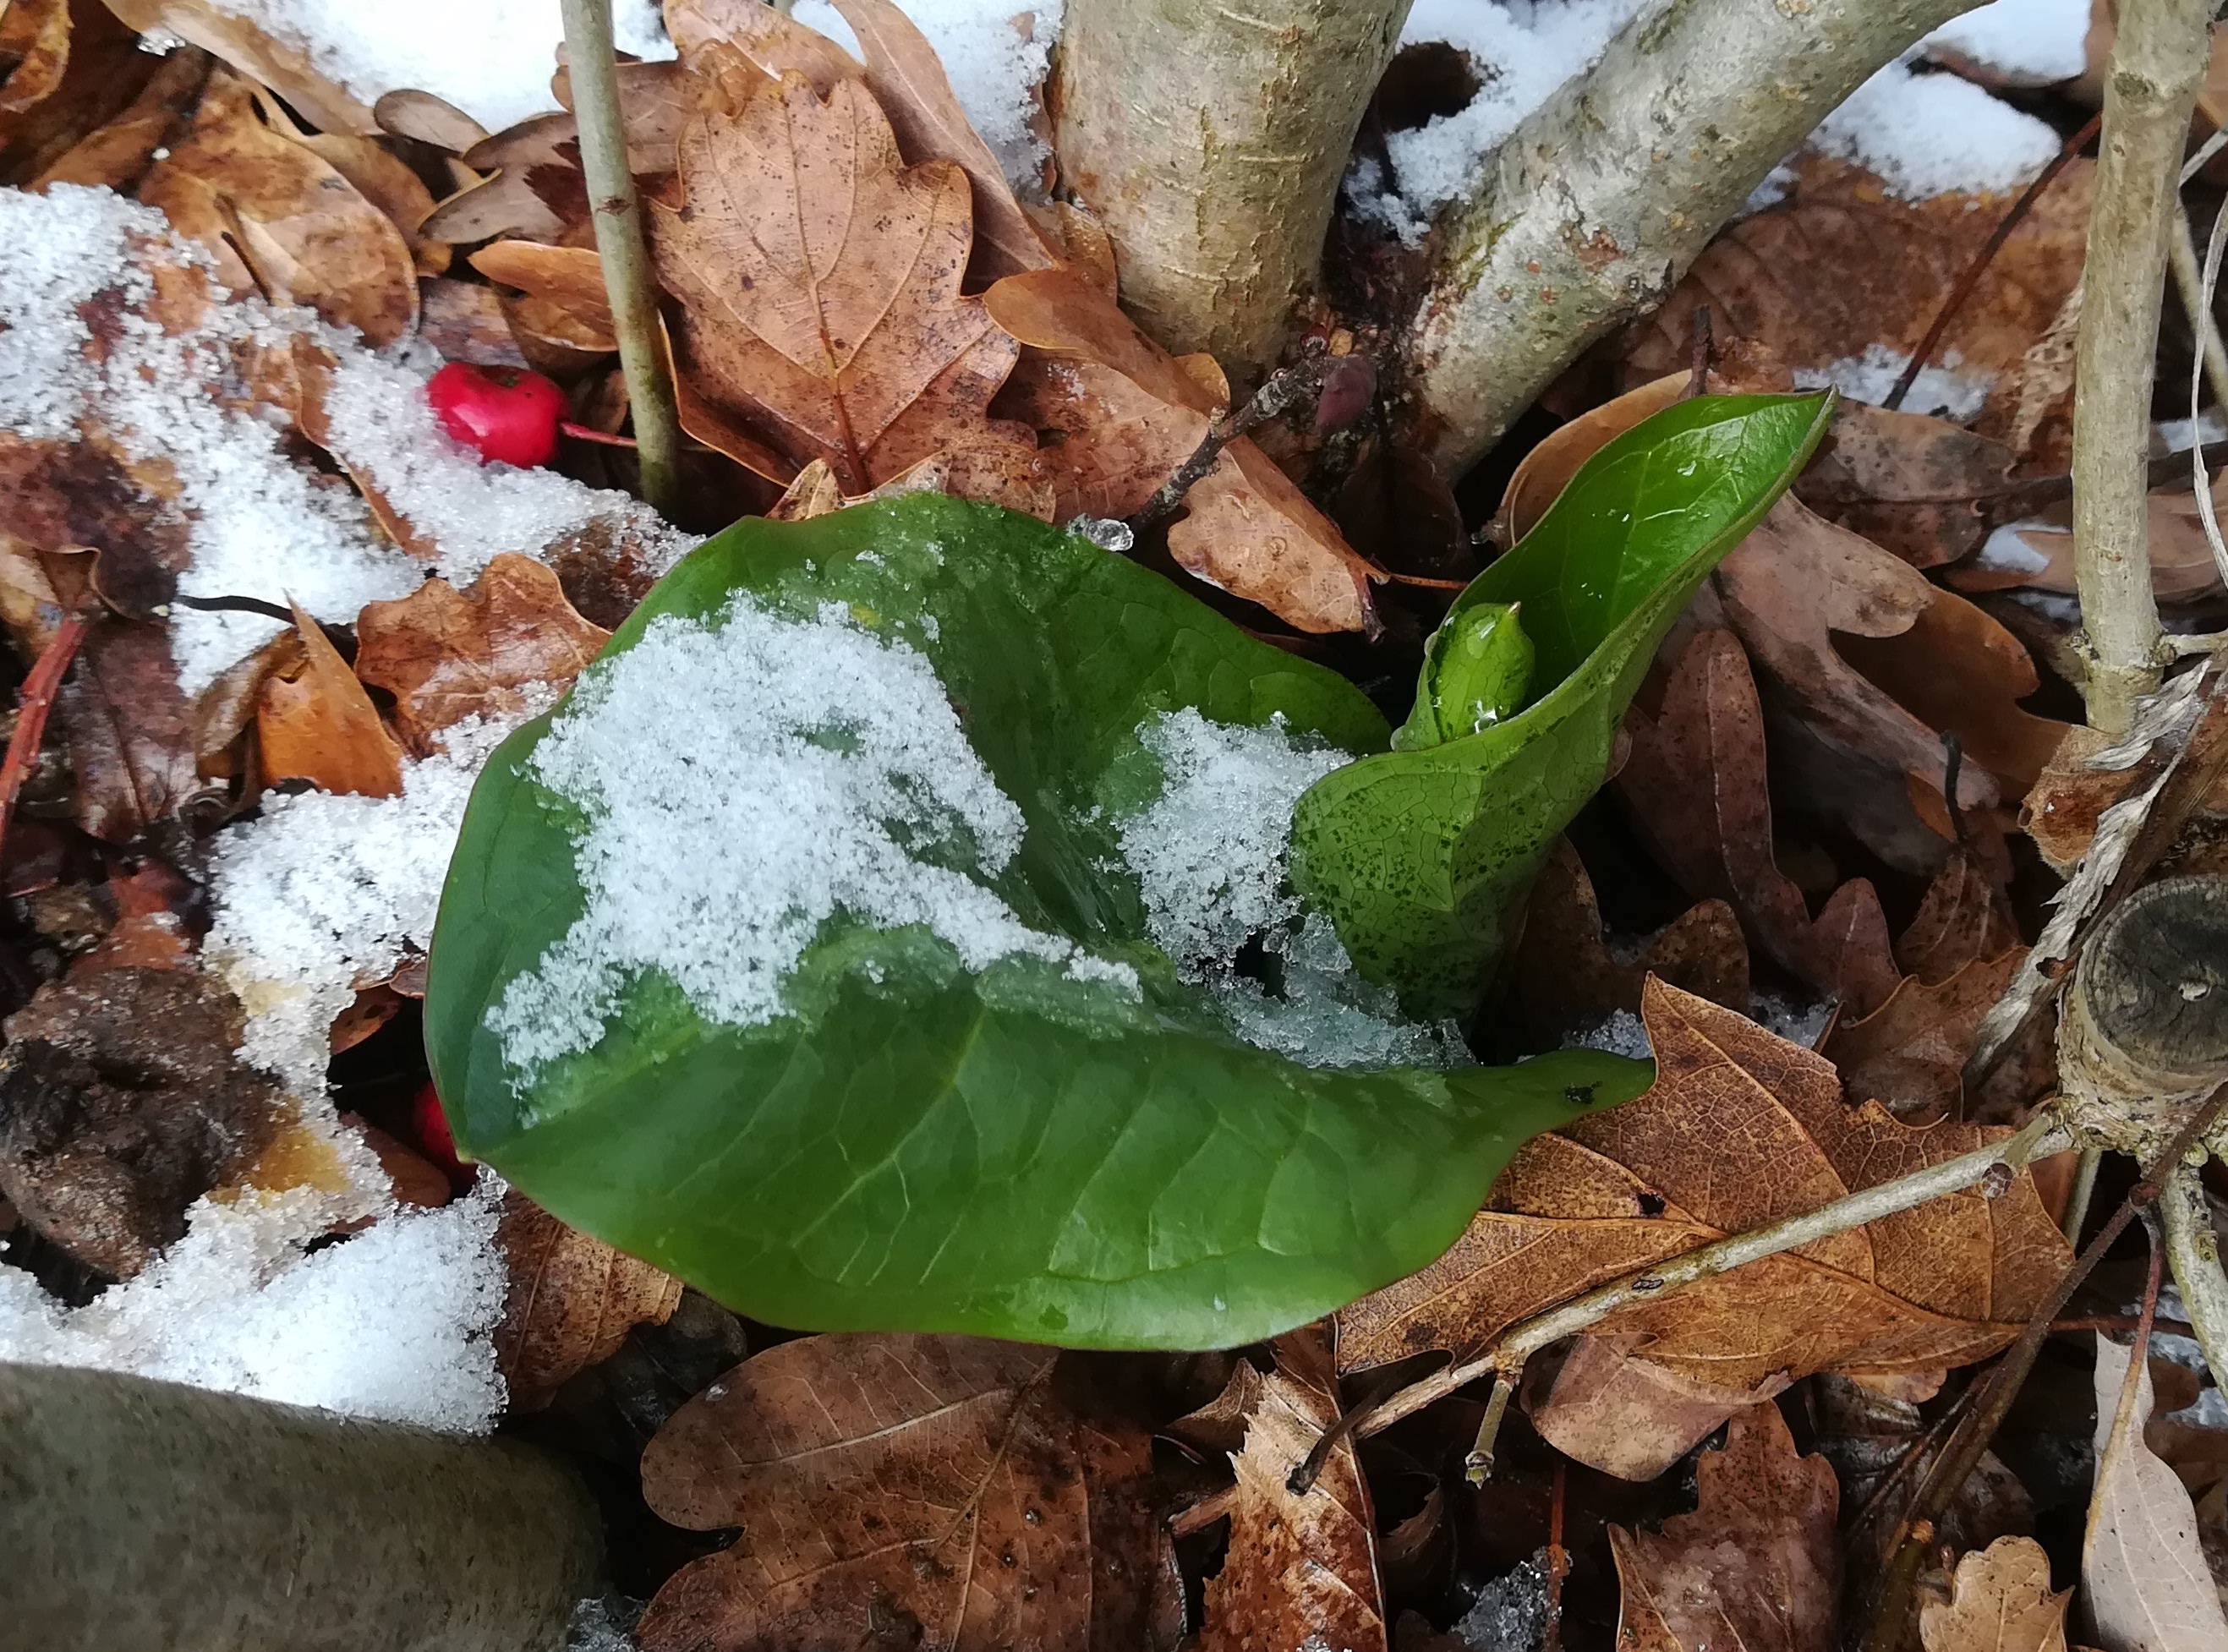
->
1742;163;1800;217
167;0;674;133
1923;0;2090;85
1566;1008;1650;1060
1793;344;1995;424
1809;58;2060;200
0;1177;509;1433
2159;410;2228;454
1977;522;2056;576
1751;990;1832;1051
490;599;1136;1080
1350;0;1658;242
794;0;1061;191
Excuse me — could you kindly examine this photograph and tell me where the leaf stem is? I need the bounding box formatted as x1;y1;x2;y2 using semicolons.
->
0;610;90;870
559;0;682;518
1349;1108;2071;1447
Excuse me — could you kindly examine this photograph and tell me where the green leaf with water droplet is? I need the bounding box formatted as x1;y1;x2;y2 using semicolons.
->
1289;391;1833;1020
1395;600;1535;750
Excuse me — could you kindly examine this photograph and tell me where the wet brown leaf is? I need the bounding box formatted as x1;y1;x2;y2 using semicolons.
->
1617;629;1902;1015
1608;1405;1837;1652
1824;949;2024;1117
255;599;402;797
0;0;70;114
494;1190;683;1411
353;555;608;757
1187;1327;1387;1652
139;68;417;345
1501;372;1689;544
60;615;202;842
987;265;1377;633
1338;981;2072;1425
1951;484;2227;606
1797;402;2017;572
651;71;1036;497
0;964;282;1276
1530;1334;1790;1484
418;276;532;370
1920;1537;2068;1652
638;1332;1175;1652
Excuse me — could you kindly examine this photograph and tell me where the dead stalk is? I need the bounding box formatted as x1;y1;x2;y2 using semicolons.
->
1351;1110;2071;1447
2072;0;2213;734
2158;1161;2228;1381
559;0;683;517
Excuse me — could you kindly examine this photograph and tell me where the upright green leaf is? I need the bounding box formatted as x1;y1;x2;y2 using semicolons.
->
1290;392;1833;1020
427;494;1646;1351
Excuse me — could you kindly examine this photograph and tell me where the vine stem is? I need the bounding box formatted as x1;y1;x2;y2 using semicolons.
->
1336;1110;2071;1455
559;0;682;518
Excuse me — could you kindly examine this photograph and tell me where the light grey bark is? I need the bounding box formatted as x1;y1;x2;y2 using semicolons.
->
1;1363;602;1652
1399;0;1982;477
1050;0;1412;389
2072;0;2213;734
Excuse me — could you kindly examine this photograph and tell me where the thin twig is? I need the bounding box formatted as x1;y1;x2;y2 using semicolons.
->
1464;1373;1516;1485
1860;1080;2228;1652
2169;199;2228;417
1131;348;1343;528
1543;1458;1569;1652
2061;1144;2105;1244
1885;113;2099;414
0;610;90;870
559;0;682;517
2159;1160;2228;1381
1351;1111;2071;1446
2191;193;2228;587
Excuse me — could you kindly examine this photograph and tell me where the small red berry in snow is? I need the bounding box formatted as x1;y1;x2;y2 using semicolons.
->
409;1080;473;1190
426;362;566;468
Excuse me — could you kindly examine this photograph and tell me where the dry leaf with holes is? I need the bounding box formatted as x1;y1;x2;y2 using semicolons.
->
494;1190;684;1411
987;265;1378;633
1337;980;2072;1441
1177;1327;1387;1652
255;601;402;797
638;1332;1176;1652
651;71;1042;501
353;555;608;757
2086;1332;2228;1652
139;68;416;345
1617;629;1902;1015
1919;1537;2069;1652
1609;1405;1837;1652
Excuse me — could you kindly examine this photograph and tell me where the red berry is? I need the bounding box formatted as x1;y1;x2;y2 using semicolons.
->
426;362;566;468
409;1080;474;1190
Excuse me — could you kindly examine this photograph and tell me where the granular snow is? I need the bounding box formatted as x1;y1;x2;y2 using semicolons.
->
0;1176;509;1433
158;0;674;133
794;0;1060;189
1809;58;2060;200
1923;0;2089;85
1794;344;1995;424
490;599;1135;1079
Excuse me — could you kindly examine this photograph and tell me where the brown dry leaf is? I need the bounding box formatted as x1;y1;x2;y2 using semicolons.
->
1823;949;2024;1117
418;276;532;370
372;87;486;154
468;239;613;348
1899;850;2023;983
353;555;608;757
0;965;282;1277
138;68;417;346
638;1332;1176;1652
823;0;1057;282
495;1190;684;1411
1608;1405;1837;1652
1514;837;1749;1041
101;0;376;135
651;71;1037;497
1338;980;2072;1417
30;39;206;191
988;265;1377;633
1617;628;1902;1015
1796;402;2017;572
61;615;203;842
1529;1333;1791;1483
1618;151;2089;441
2085;1332;2228;1652
1502;371;1689;543
1920;1537;2069;1652
255;600;402;797
0;0;70;114
1949;487;2226;606
1815;1372;2034;1574
249;86;446;276
664;0;862;93
1189;1327;1387;1652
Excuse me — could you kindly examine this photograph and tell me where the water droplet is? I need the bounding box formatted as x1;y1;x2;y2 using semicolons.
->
1213;1294;1228;1312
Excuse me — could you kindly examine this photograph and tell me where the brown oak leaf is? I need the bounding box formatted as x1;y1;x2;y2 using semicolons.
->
1919;1537;2069;1652
651;70;1038;498
1795;402;2015;572
494;1190;684;1412
1823;949;2024;1118
353;555;608;757
1337;981;2072;1414
1897;849;2022;983
1608;1405;1838;1652
638;1332;1176;1652
255;599;402;797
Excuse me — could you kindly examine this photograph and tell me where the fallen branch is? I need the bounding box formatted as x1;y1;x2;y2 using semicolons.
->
560;0;683;517
1399;0;1982;476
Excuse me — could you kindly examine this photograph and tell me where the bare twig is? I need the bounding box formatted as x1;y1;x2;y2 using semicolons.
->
0;610;90;869
1860;1080;2228;1652
1130;349;1343;528
559;0;682;517
1349;1110;2071;1447
1886;113;2100;415
2061;1144;2105;1244
2072;0;2214;734
2159;1161;2228;1381
2190;194;2228;586
2169;200;2228;418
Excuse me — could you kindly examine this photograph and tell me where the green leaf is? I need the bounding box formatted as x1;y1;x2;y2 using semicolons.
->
426;492;1645;1351
1290;391;1833;1020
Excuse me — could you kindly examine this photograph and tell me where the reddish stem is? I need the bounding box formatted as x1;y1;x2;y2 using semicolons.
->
559;419;638;449
0;612;90;870
1543;1458;1568;1652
